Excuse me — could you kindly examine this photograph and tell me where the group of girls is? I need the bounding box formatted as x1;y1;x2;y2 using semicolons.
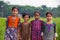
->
4;7;57;40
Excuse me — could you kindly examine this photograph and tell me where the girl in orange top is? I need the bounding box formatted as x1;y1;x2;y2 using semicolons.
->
5;7;20;40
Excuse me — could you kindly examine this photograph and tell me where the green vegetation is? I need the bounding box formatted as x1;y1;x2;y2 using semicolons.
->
0;17;60;40
0;1;60;17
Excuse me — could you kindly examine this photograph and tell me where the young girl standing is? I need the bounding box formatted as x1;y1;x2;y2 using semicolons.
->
20;13;31;40
31;11;43;40
5;7;20;40
43;12;57;40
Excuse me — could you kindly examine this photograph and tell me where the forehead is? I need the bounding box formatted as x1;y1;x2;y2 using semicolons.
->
46;14;52;17
24;15;29;17
13;8;18;11
35;13;40;15
47;14;52;16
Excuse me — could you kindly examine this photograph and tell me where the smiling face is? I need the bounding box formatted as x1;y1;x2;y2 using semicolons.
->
46;14;52;21
23;15;30;22
12;8;19;16
34;13;40;19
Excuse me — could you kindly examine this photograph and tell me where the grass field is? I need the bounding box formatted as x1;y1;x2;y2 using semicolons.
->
0;17;60;40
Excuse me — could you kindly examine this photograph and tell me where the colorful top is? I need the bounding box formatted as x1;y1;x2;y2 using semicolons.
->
20;23;31;40
7;16;20;28
31;19;43;40
5;16;20;40
43;22;56;40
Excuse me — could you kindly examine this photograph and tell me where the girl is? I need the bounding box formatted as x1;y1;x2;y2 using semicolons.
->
31;11;43;40
43;12;57;40
20;13;31;40
5;7;20;40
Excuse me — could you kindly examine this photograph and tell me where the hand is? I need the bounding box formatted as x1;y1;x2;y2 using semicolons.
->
41;36;44;40
18;35;22;40
53;38;56;40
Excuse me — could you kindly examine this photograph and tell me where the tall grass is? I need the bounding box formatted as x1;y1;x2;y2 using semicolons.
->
0;17;60;40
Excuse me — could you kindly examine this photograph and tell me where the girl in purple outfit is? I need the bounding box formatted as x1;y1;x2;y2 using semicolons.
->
31;11;43;40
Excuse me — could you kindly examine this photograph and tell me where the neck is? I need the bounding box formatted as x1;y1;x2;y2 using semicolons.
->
12;15;16;17
47;20;52;22
35;18;39;20
47;20;53;24
23;21;28;25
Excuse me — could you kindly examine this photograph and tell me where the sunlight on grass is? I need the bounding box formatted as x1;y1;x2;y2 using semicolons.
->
0;17;60;40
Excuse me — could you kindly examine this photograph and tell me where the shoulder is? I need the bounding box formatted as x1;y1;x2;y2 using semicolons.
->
53;22;56;24
52;22;56;26
17;17;20;19
28;23;31;25
8;15;12;18
6;16;11;20
39;20;45;24
30;20;35;23
40;20;44;22
20;22;26;26
15;17;20;21
19;22;23;27
7;16;10;19
42;21;46;25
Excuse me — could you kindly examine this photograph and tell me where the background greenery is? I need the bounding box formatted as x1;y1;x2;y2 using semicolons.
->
0;1;60;17
0;17;60;40
0;1;60;40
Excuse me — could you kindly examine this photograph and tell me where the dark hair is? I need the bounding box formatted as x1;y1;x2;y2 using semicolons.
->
34;11;40;15
46;12;53;16
22;12;30;18
12;6;19;11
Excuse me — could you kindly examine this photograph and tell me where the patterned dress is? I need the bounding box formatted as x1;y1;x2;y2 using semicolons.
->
31;19;43;40
5;16;20;40
43;22;56;40
20;23;31;40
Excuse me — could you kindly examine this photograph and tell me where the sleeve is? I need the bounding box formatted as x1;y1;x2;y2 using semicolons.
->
30;21;33;31
17;19;22;40
41;21;45;36
54;23;58;37
17;18;21;35
28;23;31;40
54;23;56;33
6;17;9;29
17;18;21;29
31;21;32;26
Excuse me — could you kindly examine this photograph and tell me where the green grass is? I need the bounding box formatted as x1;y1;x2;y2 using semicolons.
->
0;18;6;40
0;17;60;40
